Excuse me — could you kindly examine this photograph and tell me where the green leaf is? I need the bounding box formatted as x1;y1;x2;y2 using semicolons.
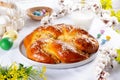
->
0;66;7;75
19;63;24;69
25;66;33;75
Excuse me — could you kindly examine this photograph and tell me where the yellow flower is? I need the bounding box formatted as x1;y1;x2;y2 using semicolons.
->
11;62;19;69
39;66;47;80
0;63;46;80
42;66;46;73
100;0;112;10
115;10;120;22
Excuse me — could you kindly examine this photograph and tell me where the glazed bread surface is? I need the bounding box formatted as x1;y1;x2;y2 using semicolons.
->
23;24;99;64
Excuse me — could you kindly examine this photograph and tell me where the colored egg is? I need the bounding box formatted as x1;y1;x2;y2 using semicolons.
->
2;30;18;41
33;11;37;15
33;11;41;16
40;11;44;16
101;39;107;45
42;9;46;14
97;34;101;39
100;30;105;34
106;36;111;41
45;12;49;16
0;37;13;50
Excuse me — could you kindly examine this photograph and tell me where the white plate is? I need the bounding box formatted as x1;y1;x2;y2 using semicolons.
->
19;40;97;69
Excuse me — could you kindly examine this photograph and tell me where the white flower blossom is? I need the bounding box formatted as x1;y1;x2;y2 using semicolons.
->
94;47;117;80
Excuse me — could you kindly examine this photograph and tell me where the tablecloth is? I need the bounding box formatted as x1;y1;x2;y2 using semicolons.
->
0;0;120;80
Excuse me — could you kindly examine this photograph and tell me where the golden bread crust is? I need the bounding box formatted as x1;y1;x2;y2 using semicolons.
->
23;24;99;64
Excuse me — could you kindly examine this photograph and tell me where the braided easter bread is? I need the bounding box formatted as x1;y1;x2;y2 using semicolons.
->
23;24;99;64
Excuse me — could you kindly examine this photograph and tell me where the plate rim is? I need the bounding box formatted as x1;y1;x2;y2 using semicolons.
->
19;40;97;69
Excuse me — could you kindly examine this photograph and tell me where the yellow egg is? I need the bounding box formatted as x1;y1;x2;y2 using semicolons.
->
45;12;50;16
2;30;18;41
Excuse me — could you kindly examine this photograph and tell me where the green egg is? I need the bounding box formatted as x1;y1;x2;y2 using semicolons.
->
0;37;13;50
